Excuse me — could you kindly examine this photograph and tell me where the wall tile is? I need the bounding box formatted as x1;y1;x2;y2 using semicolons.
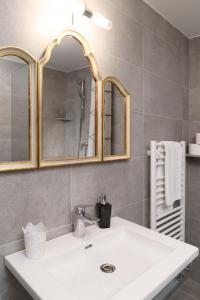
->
142;2;164;37
189;36;200;284
71;158;144;212
0;10;49;59
190;55;200;89
144;28;186;86
189;121;200;143
167;288;198;300
113;13;143;67
144;114;182;151
131;111;144;157
0;240;24;297
143;157;150;200
190;256;200;285
188;160;200;186
188;219;200;245
163;20;186;51
182;120;189;143
0;168;71;246
113;201;143;225
188;186;200;220
99;55;143;112
144;71;186;119
109;0;142;24
1;272;32;300
181;278;200;299
143;198;150;228
189;88;200;121
190;37;200;57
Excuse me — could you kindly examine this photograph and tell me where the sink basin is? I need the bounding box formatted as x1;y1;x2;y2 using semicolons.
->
5;217;199;300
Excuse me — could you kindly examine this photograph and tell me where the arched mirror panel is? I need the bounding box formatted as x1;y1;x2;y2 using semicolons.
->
102;76;130;161
0;47;37;171
38;30;102;167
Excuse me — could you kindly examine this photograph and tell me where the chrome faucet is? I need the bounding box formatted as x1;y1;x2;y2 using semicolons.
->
73;205;99;238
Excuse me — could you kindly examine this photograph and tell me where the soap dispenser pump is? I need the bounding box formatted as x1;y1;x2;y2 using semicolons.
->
96;194;112;228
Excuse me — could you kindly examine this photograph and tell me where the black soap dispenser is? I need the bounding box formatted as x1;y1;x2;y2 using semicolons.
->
96;194;112;228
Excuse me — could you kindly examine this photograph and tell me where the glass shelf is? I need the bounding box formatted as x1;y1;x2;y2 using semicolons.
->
56;118;72;122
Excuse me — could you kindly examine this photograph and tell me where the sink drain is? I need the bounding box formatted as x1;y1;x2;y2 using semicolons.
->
100;263;116;273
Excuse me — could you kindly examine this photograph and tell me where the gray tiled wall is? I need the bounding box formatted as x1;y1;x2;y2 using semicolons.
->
0;0;189;298
188;36;200;283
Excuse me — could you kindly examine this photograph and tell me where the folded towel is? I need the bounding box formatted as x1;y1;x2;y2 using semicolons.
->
162;141;182;206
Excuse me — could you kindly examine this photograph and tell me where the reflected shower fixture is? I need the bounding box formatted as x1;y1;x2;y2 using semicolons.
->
67;0;112;30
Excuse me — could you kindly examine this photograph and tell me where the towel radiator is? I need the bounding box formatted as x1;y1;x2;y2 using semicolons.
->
149;141;186;241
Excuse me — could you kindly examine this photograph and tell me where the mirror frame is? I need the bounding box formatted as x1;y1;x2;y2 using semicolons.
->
38;29;102;167
0;46;37;171
102;76;131;161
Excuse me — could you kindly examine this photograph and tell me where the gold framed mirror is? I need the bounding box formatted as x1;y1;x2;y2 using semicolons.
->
38;30;102;167
0;47;37;171
102;76;130;161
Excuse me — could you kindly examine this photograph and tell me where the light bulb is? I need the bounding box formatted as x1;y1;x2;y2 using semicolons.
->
91;11;112;30
66;0;85;15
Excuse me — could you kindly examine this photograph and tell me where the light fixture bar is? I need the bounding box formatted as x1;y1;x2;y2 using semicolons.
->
67;0;112;30
83;9;112;30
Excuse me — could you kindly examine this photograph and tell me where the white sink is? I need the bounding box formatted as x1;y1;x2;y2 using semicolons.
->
5;217;199;300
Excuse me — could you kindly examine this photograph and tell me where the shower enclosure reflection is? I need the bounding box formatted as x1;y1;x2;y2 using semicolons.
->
42;36;96;160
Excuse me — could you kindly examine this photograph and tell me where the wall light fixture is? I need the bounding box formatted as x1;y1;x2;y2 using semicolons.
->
67;0;112;30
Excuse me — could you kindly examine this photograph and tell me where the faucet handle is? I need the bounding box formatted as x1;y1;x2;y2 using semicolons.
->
74;204;93;216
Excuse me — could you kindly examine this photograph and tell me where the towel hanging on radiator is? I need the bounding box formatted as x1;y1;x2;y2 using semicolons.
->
149;141;185;241
163;141;182;206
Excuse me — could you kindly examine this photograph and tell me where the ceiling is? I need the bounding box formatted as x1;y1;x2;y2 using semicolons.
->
46;37;89;73
144;0;200;38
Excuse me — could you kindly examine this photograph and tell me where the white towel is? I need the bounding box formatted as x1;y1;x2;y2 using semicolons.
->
163;141;182;206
